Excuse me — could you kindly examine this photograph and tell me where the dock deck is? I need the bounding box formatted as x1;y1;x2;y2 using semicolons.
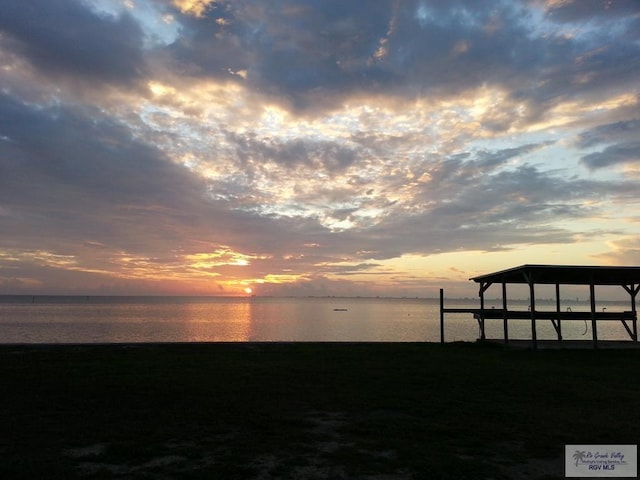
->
481;339;640;349
442;308;636;321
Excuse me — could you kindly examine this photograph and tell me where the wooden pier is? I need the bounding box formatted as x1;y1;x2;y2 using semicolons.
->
440;265;640;349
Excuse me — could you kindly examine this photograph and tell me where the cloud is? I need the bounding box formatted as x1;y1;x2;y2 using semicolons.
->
0;93;368;290
0;93;210;253
544;0;640;23
577;117;640;170
154;0;640;137
1;0;640;295
592;236;640;266
172;0;217;18
224;132;358;173
0;0;148;88
580;142;640;169
161;1;529;111
0;92;336;271
577;119;640;148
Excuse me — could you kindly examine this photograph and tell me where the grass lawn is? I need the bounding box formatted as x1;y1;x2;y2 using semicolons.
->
0;342;638;479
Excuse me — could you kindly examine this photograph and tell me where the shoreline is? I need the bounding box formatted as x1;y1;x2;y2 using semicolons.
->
2;338;639;349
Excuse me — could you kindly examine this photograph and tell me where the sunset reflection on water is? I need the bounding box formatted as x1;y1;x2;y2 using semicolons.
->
0;296;633;344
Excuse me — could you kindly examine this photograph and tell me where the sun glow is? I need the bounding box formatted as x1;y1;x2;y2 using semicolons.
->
244;287;253;294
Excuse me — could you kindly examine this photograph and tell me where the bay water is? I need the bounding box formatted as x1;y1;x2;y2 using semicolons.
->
0;295;633;344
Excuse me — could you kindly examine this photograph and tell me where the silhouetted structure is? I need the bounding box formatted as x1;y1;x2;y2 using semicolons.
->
440;264;640;349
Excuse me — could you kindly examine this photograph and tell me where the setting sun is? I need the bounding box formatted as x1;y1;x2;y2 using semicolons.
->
244;287;253;295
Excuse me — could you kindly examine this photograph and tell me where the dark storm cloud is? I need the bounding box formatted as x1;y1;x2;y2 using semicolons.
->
577;118;640;169
0;0;147;86
580;142;640;170
0;93;211;252
577;119;640;148
165;0;639;116
166;0;396;109
412;143;550;195
381;2;546;92
544;0;640;23
164;1;247;79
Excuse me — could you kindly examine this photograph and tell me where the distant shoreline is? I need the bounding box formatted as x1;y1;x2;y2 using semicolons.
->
0;294;632;304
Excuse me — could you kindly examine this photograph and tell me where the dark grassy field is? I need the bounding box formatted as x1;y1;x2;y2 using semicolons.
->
1;342;638;479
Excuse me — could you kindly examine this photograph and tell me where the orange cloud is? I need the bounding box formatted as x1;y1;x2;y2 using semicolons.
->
172;0;217;18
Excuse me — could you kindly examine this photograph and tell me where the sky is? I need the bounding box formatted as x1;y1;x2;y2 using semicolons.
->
0;0;639;298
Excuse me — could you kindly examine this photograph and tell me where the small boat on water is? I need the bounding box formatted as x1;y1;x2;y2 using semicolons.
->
333;308;348;311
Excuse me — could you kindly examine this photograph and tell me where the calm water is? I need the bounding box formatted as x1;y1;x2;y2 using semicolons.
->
0;296;634;344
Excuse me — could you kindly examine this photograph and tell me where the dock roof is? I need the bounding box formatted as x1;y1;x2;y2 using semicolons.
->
470;264;640;286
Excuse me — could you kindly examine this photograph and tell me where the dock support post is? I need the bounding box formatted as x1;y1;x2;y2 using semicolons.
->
440;288;444;344
528;279;537;350
633;284;639;344
478;282;491;340
555;283;562;341
590;283;598;349
622;283;639;343
502;282;508;345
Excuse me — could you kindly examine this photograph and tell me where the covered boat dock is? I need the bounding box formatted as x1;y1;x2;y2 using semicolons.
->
440;264;640;349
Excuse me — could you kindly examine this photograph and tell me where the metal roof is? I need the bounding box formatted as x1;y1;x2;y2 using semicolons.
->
469;264;640;285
